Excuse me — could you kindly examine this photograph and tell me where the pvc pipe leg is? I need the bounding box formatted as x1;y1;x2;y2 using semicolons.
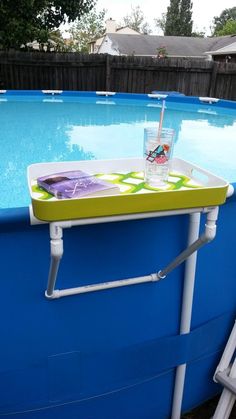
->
171;212;201;419
45;226;64;298
46;257;61;297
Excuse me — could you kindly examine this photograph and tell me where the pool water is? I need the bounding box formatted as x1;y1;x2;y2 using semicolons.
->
1;95;236;209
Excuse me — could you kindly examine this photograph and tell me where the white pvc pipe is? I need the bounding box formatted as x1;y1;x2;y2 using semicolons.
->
171;207;219;419
46;227;64;297
67;208;206;227
46;273;159;299
214;321;236;381
171;212;201;419
47;258;61;297
179;213;201;334
213;357;236;419
158;208;217;280
213;321;236;419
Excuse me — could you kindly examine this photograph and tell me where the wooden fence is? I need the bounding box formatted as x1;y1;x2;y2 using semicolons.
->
0;51;236;100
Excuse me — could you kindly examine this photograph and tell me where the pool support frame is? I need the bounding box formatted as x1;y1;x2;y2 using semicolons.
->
33;204;218;419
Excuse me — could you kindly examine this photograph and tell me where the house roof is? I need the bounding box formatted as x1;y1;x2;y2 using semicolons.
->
101;34;236;57
205;41;236;55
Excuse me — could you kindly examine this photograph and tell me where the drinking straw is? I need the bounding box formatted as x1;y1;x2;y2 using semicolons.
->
157;99;165;143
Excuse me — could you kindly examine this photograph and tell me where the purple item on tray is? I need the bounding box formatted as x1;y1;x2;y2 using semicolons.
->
37;170;119;199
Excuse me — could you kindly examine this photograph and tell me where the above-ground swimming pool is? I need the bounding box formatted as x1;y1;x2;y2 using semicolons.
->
1;91;236;419
1;91;236;209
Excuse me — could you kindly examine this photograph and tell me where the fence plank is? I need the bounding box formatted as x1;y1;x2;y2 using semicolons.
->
208;61;219;97
0;52;235;99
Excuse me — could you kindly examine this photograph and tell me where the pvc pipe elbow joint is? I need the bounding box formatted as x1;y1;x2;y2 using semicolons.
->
45;290;60;299
227;184;234;198
204;224;217;242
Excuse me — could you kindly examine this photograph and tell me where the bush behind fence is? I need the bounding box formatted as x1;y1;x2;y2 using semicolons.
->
0;51;235;100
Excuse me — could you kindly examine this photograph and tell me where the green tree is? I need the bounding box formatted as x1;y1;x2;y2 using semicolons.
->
0;0;95;50
179;0;193;36
165;0;181;35
157;45;167;58
212;7;236;35
69;8;106;52
122;5;152;34
191;30;205;38
154;13;166;34
46;30;68;52
164;0;193;36
214;19;236;36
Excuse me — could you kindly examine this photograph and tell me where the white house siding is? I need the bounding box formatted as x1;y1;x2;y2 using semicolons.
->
98;36;119;55
89;21;140;54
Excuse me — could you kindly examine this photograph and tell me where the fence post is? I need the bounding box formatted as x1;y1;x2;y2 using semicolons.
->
106;54;111;91
208;61;219;97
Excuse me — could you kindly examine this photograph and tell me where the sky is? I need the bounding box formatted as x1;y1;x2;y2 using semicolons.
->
96;0;236;35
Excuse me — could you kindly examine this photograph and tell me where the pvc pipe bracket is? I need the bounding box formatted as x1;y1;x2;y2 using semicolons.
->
45;207;218;300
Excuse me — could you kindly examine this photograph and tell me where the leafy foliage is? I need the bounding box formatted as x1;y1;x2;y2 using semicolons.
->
68;8;106;52
164;0;193;36
157;46;167;58
0;0;95;50
179;0;193;36
212;7;236;35
154;13;167;34
122;6;152;34
165;0;181;35
214;19;236;36
191;30;205;38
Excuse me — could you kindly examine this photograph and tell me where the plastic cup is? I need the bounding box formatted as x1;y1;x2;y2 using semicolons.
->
144;127;175;186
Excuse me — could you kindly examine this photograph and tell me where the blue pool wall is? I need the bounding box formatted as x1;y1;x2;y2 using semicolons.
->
1;197;236;418
1;91;236;418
